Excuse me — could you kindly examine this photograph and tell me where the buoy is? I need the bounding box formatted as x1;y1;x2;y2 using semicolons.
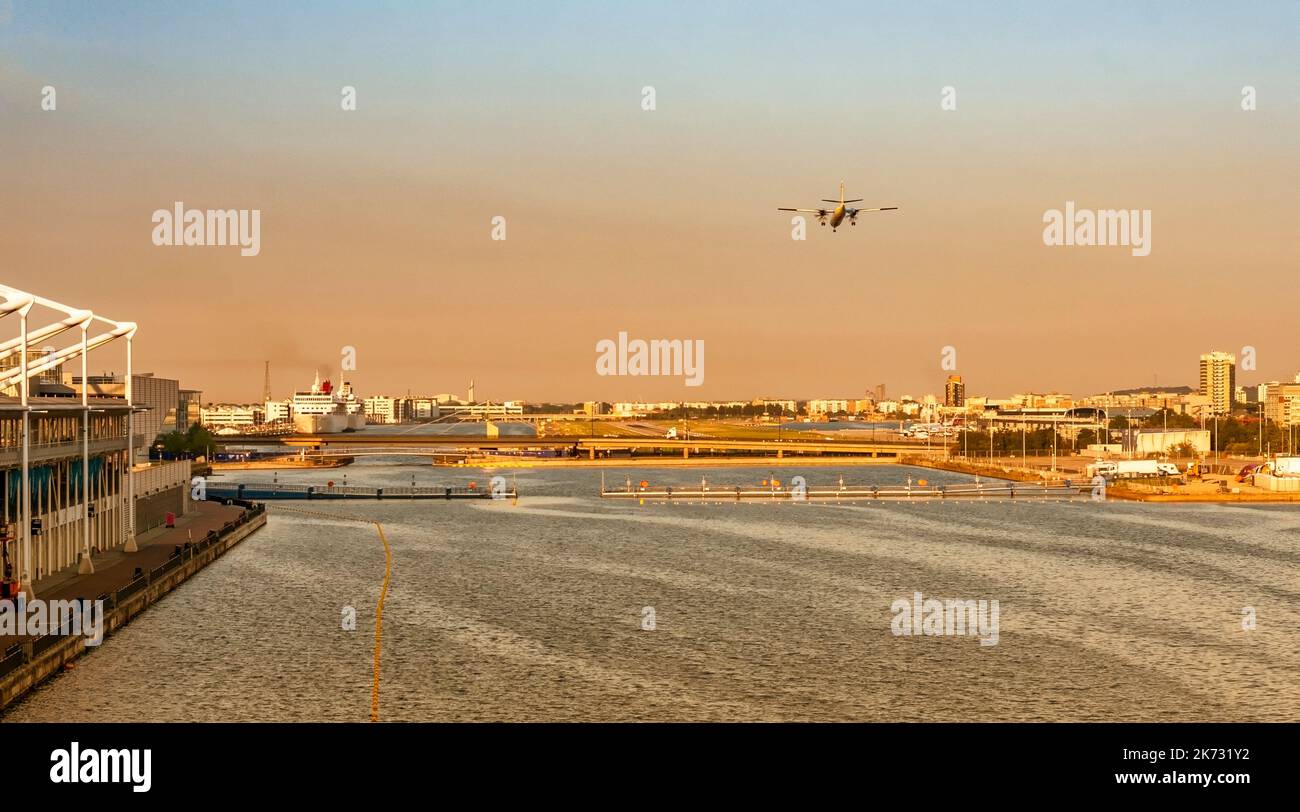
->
327;480;335;488
918;479;928;486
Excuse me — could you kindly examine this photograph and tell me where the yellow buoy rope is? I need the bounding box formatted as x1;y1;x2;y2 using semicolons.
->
265;504;392;722
369;521;391;722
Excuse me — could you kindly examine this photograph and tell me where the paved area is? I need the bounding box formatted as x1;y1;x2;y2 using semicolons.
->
3;501;248;633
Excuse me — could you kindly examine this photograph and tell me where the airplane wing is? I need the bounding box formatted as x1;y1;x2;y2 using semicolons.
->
777;207;829;214
850;207;899;213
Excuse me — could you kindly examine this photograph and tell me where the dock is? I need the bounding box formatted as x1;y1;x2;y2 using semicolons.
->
206;482;517;501
601;481;1097;501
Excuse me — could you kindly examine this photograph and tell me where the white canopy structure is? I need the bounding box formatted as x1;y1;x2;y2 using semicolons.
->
0;284;138;596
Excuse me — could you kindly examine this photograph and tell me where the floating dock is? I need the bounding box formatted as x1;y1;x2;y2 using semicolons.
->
206;483;517;501
601;481;1096;501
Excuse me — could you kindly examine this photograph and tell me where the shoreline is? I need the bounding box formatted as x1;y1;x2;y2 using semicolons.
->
450;456;905;469
0;503;267;714
907;457;1300;503
212;457;353;471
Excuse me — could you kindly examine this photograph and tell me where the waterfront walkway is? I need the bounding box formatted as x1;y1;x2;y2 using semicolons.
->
27;501;248;605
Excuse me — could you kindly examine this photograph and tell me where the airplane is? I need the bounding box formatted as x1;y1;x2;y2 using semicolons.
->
901;421;957;439
778;182;898;232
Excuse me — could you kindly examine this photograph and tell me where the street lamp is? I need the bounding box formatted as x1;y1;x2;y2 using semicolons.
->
78;315;96;574
1051;412;1058;473
18;299;34;597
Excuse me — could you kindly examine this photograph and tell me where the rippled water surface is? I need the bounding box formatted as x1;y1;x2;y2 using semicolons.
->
8;462;1299;721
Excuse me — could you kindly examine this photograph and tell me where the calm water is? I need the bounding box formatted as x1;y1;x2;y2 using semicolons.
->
7;461;1299;722
352;422;537;437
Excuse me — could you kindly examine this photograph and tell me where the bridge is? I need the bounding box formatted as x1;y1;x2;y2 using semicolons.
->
215;433;949;460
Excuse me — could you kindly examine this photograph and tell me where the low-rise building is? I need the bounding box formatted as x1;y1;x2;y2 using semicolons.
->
364;395;400;424
807;399;851;416
200;404;264;428
1264;383;1300;428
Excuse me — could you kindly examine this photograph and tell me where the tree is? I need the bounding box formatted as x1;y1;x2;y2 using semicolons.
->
1145;409;1196;430
186;423;214;456
160;431;188;456
155;424;216;459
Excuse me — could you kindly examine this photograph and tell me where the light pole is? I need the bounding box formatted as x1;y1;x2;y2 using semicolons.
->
1051;412;1058;473
19;301;33;597
79;315;96;574
123;327;139;552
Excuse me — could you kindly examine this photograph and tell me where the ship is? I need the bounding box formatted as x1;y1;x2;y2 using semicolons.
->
291;372;367;433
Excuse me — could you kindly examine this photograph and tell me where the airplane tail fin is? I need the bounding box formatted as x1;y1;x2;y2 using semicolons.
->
822;181;850;205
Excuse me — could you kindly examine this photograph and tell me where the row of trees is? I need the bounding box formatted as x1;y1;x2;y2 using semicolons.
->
1130;408;1299;456
153;423;215;459
955;408;1300;458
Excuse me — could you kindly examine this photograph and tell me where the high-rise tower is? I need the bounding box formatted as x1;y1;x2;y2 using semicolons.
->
1199;351;1236;415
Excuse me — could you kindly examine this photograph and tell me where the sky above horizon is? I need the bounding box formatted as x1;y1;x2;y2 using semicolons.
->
2;1;1297;404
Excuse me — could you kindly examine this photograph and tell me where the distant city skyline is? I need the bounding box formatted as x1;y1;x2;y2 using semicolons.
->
3;1;1298;402
197;355;1295;407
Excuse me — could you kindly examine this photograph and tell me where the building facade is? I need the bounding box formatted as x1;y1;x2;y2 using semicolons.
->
1199;351;1236;415
364;396;400;424
1264;383;1300;428
70;373;183;459
200;404;264;428
0;399;132;583
945;375;966;407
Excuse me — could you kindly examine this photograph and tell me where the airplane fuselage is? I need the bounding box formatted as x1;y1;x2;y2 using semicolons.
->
777;181;896;232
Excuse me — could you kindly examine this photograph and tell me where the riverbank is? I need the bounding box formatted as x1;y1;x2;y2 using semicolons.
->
212;457;353;471
0;501;266;713
898;456;1030;483
452;455;905;469
907;456;1300;503
1106;479;1300;502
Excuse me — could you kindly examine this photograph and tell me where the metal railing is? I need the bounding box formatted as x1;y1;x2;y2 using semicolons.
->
6;501;264;670
207;483;495;498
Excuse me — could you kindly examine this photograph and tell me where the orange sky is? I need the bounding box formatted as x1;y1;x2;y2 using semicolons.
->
2;3;1297;403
